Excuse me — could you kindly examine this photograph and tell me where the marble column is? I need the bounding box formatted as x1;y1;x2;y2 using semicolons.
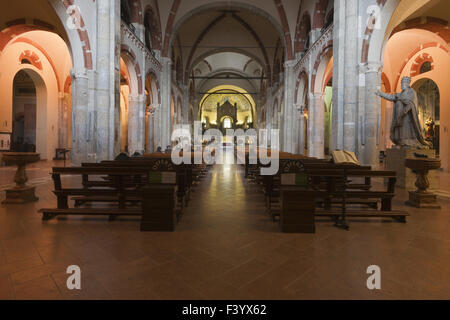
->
159;57;172;148
343;0;358;153
310;92;325;159
128;94;145;154
283;60;296;153
363;62;383;165
294;103;303;155
332;0;346;151
71;71;89;165
57;92;66;149
95;0;112;161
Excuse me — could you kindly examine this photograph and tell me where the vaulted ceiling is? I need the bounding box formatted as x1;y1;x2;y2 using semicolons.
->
173;8;283;91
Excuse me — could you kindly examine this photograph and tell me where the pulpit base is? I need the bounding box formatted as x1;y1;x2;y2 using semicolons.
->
2;186;39;204
405;191;441;209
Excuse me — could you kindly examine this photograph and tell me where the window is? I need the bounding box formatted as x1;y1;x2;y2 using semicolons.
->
420;61;432;74
223;118;232;129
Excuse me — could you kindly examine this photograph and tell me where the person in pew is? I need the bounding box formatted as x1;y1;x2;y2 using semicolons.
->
156;146;163;153
165;145;172;154
114;152;130;161
132;151;142;157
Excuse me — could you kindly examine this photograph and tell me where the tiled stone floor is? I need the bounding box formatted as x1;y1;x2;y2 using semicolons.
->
0;157;449;299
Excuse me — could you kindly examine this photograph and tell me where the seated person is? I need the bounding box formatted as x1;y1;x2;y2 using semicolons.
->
114;152;130;161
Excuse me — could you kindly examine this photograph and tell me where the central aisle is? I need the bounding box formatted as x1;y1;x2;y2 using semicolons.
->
178;147;278;233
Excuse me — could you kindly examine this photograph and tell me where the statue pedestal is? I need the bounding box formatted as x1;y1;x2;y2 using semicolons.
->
1;152;40;205
2;187;38;204
386;148;439;190
404;158;441;209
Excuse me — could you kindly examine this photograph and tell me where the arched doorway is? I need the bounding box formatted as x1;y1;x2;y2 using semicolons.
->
11;70;37;152
413;78;440;154
11;68;47;155
119;57;131;153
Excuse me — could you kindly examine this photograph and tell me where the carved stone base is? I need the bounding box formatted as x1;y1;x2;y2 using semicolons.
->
2;187;39;204
406;191;441;209
386;148;438;190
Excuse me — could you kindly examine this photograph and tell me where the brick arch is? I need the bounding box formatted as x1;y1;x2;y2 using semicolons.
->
310;44;333;93
128;0;143;24
162;0;181;57
0;20;56;51
144;3;162;50
381;72;391;93
273;0;293;60
19;50;42;70
120;44;143;95
13;37;61;92
64;75;72;93
392;16;450;43
410;53;434;77
146;70;161;104
361;0;388;63
294;69;308;104
60;2;93;70
295;12;312;54
393;42;448;90
312;0;329;30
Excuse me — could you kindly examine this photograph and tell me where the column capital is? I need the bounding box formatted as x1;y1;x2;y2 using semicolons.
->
360;61;383;74
129;94;146;102
284;59;297;69
71;68;88;79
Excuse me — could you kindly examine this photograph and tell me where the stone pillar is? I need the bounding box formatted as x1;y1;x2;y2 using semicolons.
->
95;0;112;161
71;71;89;165
343;0;358;153
58;92;67;148
332;0;346;151
128;94;145;154
283;60;296;153
362;62;383;165
159;57;172;148
310;92;325;159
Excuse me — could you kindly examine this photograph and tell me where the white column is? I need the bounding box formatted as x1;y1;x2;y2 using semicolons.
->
310;92;325;159
71;71;89;165
128;94;145;154
57;92;66;148
363;62;383;165
332;0;346;151
283;60;296;153
343;0;358;153
159;57;172;148
95;0;112;161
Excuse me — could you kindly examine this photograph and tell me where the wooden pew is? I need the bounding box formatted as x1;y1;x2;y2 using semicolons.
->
278;160;409;232
38;159;182;231
38;166;150;221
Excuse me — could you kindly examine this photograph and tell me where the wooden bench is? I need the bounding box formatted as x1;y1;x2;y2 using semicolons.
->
278;163;409;232
38;166;151;220
38;163;182;231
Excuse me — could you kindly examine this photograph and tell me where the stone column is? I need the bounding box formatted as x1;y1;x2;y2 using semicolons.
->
294;103;303;154
332;0;345;151
128;94;145;154
310;92;325;159
95;0;112;161
343;0;358;153
362;62;383;165
58;92;66;149
159;57;172;148
283;60;296;153
71;71;89;165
